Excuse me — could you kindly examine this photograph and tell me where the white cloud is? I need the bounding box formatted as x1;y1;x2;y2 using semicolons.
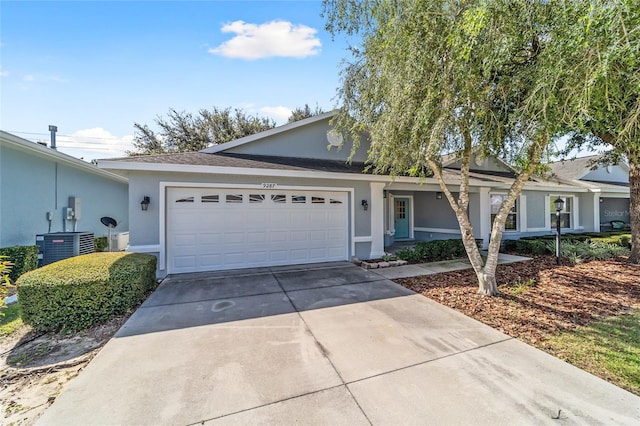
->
56;128;134;161
0;66;8;77
210;20;321;60
22;73;68;83
260;106;292;123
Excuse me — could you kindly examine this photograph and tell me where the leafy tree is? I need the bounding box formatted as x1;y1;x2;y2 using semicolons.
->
128;107;276;155
551;1;640;262
323;0;568;295
288;104;326;123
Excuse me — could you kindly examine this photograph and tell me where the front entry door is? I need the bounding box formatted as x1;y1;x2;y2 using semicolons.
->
394;197;410;239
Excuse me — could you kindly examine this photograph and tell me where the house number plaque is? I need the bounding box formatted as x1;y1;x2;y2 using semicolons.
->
261;183;277;189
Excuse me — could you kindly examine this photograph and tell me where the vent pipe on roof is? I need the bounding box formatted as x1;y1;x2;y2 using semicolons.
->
48;125;58;150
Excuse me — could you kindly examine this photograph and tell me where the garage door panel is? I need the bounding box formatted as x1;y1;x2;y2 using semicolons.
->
224;232;246;244
247;232;267;243
269;231;288;242
200;233;223;245
167;188;349;273
201;254;223;266
290;230;308;241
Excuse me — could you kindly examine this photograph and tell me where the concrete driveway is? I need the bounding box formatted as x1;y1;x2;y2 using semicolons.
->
39;262;640;425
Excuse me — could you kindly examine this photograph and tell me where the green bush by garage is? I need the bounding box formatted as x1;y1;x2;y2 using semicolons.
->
0;245;38;283
17;252;157;332
396;239;482;263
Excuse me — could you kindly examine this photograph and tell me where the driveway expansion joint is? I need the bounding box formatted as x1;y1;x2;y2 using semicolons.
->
271;272;374;425
345;336;515;387
186;384;348;426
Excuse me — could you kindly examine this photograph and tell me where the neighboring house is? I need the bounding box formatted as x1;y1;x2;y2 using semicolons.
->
0;130;129;248
547;155;631;231
98;112;630;276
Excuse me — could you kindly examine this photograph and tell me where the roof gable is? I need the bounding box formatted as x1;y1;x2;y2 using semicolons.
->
0;130;128;184
548;155;629;185
442;150;514;174
201;112;370;163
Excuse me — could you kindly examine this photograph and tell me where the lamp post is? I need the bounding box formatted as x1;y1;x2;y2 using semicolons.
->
554;197;565;265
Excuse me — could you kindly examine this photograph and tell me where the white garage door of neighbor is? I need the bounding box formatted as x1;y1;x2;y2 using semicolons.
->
167;187;349;273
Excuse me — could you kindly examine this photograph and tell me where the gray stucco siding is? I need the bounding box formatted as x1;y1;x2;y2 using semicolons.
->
227;118;371;163
524;191;546;229
1;144;128;247
413;191;459;230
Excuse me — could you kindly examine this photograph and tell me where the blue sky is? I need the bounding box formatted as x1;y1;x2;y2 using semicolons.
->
1;1;351;161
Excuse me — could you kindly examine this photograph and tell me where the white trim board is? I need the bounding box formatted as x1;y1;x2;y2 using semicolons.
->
414;227;462;235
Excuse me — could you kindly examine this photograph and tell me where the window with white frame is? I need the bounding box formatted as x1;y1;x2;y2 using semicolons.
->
550;196;572;229
490;194;518;230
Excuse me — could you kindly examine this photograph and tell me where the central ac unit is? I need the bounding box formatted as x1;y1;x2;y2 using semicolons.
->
36;232;95;266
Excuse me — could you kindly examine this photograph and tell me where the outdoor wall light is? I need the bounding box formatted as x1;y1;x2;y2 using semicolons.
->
141;196;151;211
554;197;565;265
436;192;443;199
600;197;604;203
361;199;369;211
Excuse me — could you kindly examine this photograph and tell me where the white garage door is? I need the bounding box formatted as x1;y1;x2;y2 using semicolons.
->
167;187;349;273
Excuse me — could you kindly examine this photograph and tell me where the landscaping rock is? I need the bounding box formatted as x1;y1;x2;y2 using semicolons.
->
378;261;390;268
362;262;379;269
351;256;362;266
397;260;408;266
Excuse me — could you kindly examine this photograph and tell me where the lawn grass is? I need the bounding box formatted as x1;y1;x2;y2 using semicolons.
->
0;303;23;336
546;308;640;395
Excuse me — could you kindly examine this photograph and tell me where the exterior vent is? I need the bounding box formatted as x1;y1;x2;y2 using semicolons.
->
36;232;95;266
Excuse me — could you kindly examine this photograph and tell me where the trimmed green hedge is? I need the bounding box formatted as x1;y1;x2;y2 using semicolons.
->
0;245;38;283
396;239;482;263
17;252;157;332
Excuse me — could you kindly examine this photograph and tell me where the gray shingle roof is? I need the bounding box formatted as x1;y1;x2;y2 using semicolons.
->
111;152;369;174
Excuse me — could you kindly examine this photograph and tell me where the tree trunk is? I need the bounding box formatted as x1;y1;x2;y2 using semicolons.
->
477;270;499;296
629;160;640;263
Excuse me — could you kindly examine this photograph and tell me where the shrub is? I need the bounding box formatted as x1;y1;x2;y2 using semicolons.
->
395;239;479;263
0;256;11;309
503;239;550;255
94;237;109;252
17;252;157;332
559;241;630;265
0;245;38;283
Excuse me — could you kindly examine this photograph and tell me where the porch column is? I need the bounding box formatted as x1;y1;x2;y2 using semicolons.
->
370;182;386;258
478;187;491;249
593;192;601;232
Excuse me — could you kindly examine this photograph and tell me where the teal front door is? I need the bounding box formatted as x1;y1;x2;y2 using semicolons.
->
394;198;410;239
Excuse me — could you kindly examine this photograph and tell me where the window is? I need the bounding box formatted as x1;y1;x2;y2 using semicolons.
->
292;195;306;203
329;199;343;204
312;196;325;204
201;195;219;203
176;197;194;203
395;200;406;219
271;194;286;203
490;194;517;230
249;194;265;203
550;196;572;229
226;194;243;203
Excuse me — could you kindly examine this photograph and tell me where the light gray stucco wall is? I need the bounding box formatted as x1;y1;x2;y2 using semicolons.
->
227;118;371;163
0;144;129;247
413;191;459;229
525;191;546;229
126;170;374;260
582;164;629;184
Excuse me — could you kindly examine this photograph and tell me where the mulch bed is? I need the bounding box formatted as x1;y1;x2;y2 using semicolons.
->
396;256;640;350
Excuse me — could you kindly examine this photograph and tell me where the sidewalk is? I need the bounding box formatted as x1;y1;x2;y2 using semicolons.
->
371;252;531;280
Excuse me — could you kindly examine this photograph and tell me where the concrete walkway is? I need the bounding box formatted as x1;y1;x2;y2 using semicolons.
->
373;252;531;279
39;262;640;425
